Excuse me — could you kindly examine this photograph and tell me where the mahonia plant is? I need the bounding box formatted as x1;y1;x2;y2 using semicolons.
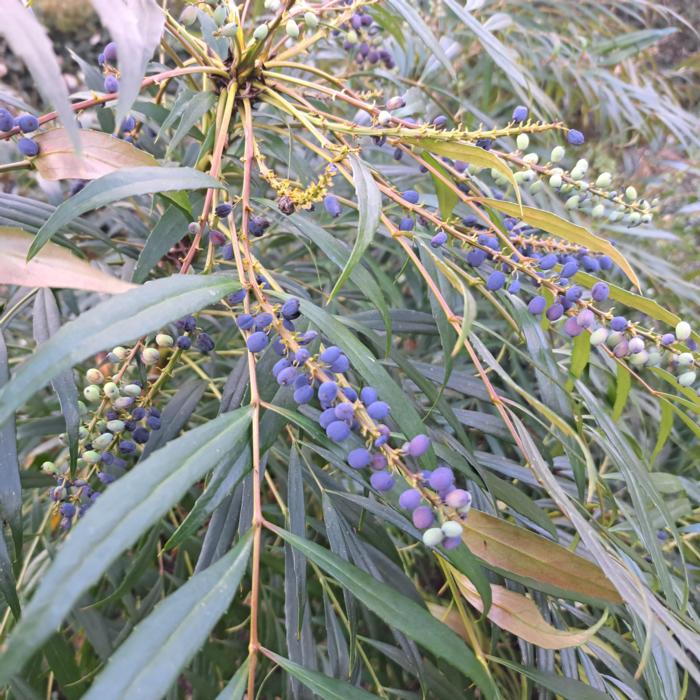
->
0;1;698;698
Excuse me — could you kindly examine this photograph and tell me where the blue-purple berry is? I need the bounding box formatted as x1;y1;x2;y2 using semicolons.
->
401;189;419;204
564;317;584;337
367;401;389;420
538;254;558;271
591;282;609;302
247;331;269;353
103;41;118;62
0;108;14;132
326;420;350;442
486;270;506;291
399;488;421;510
281;297;301;320
560;260;579;278
348;448;371;469
360;386;378;405
119;440;136;455
318;381;338;403
293;385;314;404
323;194;342;218
146;416;161;430
430;231;448;248
412;505;434;529
236;314;254;330
610;316;628;332
132;427;150;444
17;114;39;133
399;217;414;231
512;105;528;122
567;129;585;146
407;433;430;457
104;76;119;93
215;202;232;218
176;335;192;349
334;402;354;421
528;295;546;315
196;332;215;353
428;466;454;491
370;470;395;492
18;138;39;157
330;354;350;373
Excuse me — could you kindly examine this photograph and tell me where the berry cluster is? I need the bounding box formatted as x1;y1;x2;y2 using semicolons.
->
0;106;41;157
336;6;395;69
98;41;119;94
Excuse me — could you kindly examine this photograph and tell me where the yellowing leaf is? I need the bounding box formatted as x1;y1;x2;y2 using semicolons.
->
0;227;135;294
404;138;522;211
463;510;622;604
480;198;640;290
451;573;608;649
34;129;157;181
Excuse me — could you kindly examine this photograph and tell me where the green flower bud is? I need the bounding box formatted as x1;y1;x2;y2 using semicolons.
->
441;520;463;538
41;460;57;473
156;333;174;348
549;173;562;189
142;348;161;365
565;195;580;210
253;24;269;41
591;203;605;219
595;172;612;188
107;419;126;433
103;382;120;400
86;368;104;385
675;321;691;341
625;186;637;201
83;385;101;402
179;5;198;26
304;11;318;28
550;146;565;163
590;328;608;346
516;133;529;150
286;19;300;38
93;433;113;450
422;527;444;547
82;450;102;465
123;383;142;397
678;371;696;388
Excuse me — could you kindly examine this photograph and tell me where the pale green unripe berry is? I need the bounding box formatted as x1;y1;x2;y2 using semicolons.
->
571;166;586;181
625;186;637;201
142;348;161;365
377;110;391;126
523;152;539;165
286;19;299;38
179;5;198;26
646;350;661;367
549;173;562;189
42;460;57;474
467;164;480;175
629;350;648;367
213;6;227;25
522;169;536;183
575;158;588;172
565;195;580;210
103;382;120;400
675;321;691;341
628;212;641;226
606;331;624;348
608;210;621;222
304;11;318;28
156;333;174;348
346;29;358;43
529;181;543;194
677;352;693;367
86;368;104;385
514;171;526;184
422;527;445;547
221;22;238;37
551;146;565;162
596;172;612;188
78;401;88;417
112;346;129;360
560;183;574;194
107;419;126;433
83;450;102;465
516;133;529;150
591;203;605;219
123;383;143;397
590;328;608;346
678;371;696;387
93;433;114;450
79;426;89;440
641;213;652;224
83;385;101;402
253;24;269;41
441;520;463;538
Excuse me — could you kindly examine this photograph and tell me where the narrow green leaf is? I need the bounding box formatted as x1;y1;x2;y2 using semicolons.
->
0;530;20;619
570;330;591;381
270;525;497;699
29;167;223;259
651;400;674;465
0;407;252;684
328;156;381;301
0;274;238;430
422;152;459;219
612;362;631;421
214;659;249;700
386;0;455;78
83;531;252;700
266;651;377;700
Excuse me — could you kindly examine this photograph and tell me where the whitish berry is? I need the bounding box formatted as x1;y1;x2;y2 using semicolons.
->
445;489;471;509
675;321;691;342
85;368;104;385
596;172;612;188
103;381;120;400
253;24;269;41
286;19;300;38
590;328;608;346
142;347;161;365
550;146;566;163
83;385;100;402
422;527;444;547
441;520;463;538
516;133;529;150
678;371;696;387
304;11;318;28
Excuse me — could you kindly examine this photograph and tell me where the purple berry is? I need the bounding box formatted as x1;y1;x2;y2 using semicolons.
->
348;448;371;469
319;408;337;429
610;316;628;332
318;381;338;403
371;453;387;471
512;105;528;122
235;313;253;330
330;355;349;373
103;41;118;62
277;366;299;386
60;502;76;518
429;466;454;491
104;76;119;93
119;440;136;455
324;194;342;218
591;282;609;302
467;249;487;268
564;317;584;337
539;254;558;271
445;489;471;509
254;312;274;330
508;279;521;294
599;255;613;270
334;402;354;421
401;189;420;204
121;115;136;132
560;260;579;278
293;385;314;404
661;333;675;345
196;332;215;353
528;295;546;315
407;433;430;457
17;137;39;157
132;427;150;444
179;316;197;332
430;231;448;248
281;297;301;320
399;217;414;231
17;114;39;133
360;386;378;405
0;108;14;132
326;420;350;442
486;270;506;291
146;416;161;430
370;470;395;492
249;215;270;236
132;407;146;420
567;129;585;146
412;505;434;529
367;401;389;420
247;331;269;353
319;346;341;364
215;202;232;218
228;289;247;305
613;340;629;357
565;286;583;302
443;536;461;550
576;308;595;328
176;335;192;349
629;337;645;354
432;115;448;129
399;488;421;510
